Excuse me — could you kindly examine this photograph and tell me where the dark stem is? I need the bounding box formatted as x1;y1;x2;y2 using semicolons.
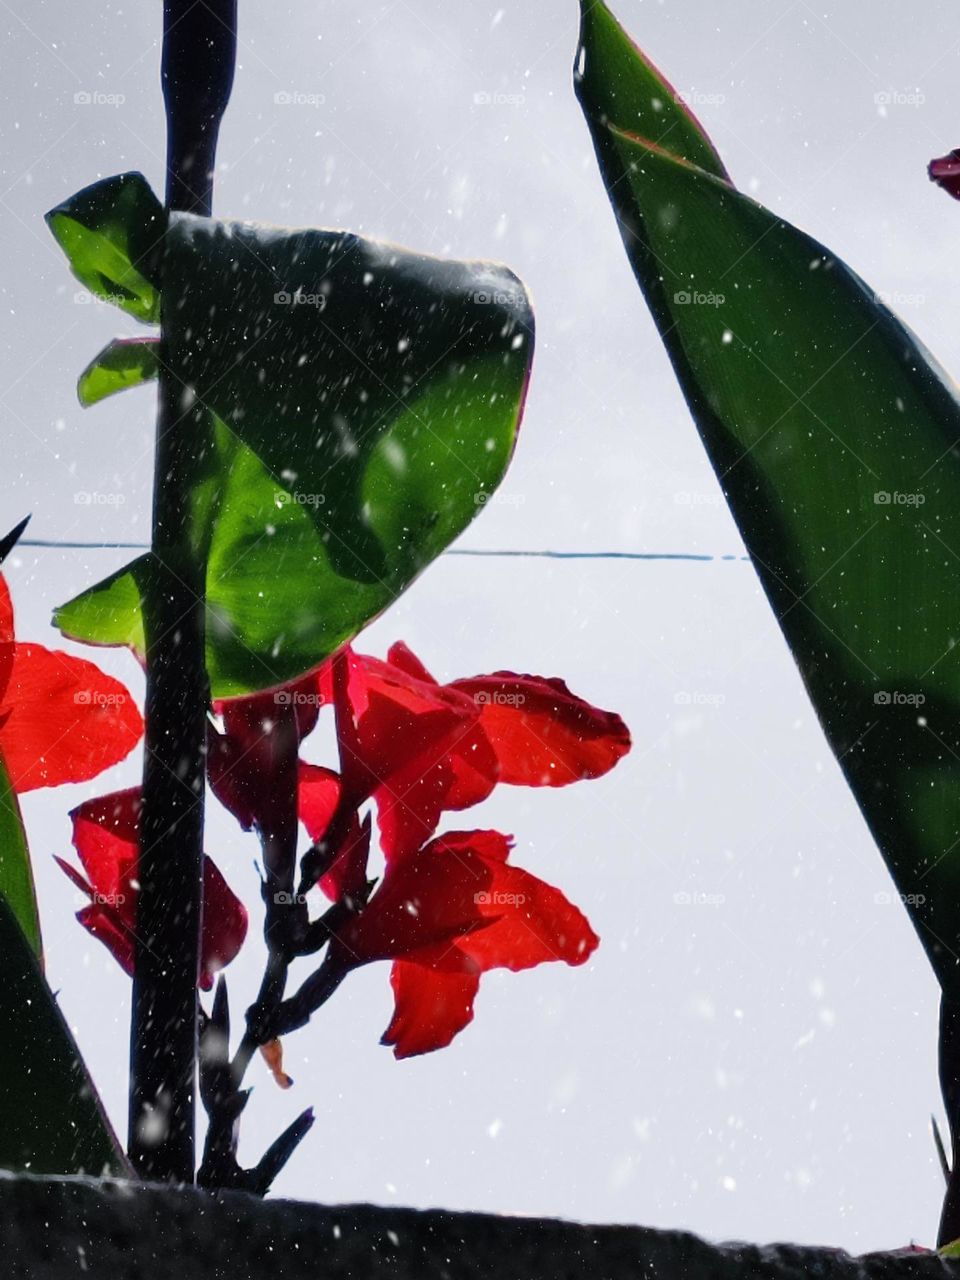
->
128;0;237;1184
200;702;308;1188
938;993;960;1246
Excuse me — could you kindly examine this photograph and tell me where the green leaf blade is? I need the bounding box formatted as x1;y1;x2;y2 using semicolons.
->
0;896;127;1175
0;755;39;955
46;172;164;324
578;2;960;990
78;337;160;407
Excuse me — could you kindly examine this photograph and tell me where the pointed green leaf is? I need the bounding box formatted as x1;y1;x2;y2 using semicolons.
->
578;0;960;992
77;337;160;407
0;755;39;955
575;0;728;180
46;172;164;324
57;223;533;697
0;895;128;1175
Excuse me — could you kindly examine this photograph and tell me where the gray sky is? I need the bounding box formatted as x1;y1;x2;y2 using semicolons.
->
3;0;960;1253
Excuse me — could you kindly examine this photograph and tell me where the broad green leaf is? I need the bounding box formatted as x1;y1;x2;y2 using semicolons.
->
578;0;960;993
57;207;534;697
0;753;39;955
46;172;163;323
78;337;159;407
162;215;532;585
0;896;127;1175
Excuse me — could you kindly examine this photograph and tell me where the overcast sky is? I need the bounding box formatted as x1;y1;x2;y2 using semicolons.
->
3;0;960;1254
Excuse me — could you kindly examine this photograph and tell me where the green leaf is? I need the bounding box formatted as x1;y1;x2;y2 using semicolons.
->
578;0;960;992
78;337;159;407
575;0;727;180
46;172;164;324
0;896;127;1175
0;754;39;955
57;222;534;698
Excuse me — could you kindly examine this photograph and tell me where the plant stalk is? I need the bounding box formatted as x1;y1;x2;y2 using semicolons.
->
128;0;237;1183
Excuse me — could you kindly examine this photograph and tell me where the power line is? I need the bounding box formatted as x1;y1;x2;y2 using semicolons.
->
17;539;749;562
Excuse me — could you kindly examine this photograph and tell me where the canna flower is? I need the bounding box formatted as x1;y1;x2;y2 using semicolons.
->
317;828;599;1058
285;641;630;867
56;788;247;989
0;574;142;791
209;639;629;1058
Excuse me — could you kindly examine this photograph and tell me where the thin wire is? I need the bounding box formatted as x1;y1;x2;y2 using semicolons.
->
17;539;749;562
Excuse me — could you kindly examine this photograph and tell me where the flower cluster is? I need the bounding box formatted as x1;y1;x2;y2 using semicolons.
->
210;641;631;1057
61;636;630;1059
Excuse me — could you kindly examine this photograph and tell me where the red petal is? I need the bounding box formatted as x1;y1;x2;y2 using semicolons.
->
381;952;480;1058
339;831;500;963
77;903;135;975
0;578;14;643
0;644;142;792
444;725;499;811
297;763;342;842
450;673;630;787
385;641;439;685
201;856;248;983
351;653;482;857
347;827;597;971
211;673;323;830
216;669;325;744
930;150;960;200
374;753;460;862
71;788;141;905
456;847;600;972
70;786;247;984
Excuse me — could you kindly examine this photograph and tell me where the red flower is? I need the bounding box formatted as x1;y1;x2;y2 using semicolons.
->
56;788;247;989
209;640;628;1058
208;672;322;833
293;641;631;863
326;829;599;1058
0;574;142;790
